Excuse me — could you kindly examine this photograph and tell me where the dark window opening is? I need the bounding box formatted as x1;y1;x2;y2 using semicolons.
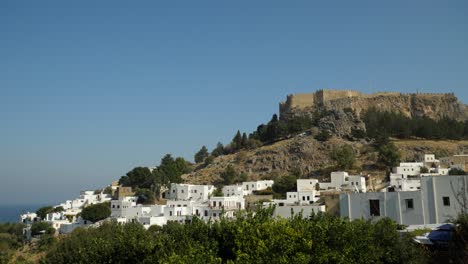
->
405;199;414;209
369;199;380;216
443;196;450;206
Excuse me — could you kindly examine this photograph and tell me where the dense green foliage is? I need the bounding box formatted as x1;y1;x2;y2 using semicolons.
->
80;202;111;223
315;130;332;141
194;146;209;163
363;108;468;140
0;223;25;263
119;167;154;189
377;141;401;169
31;222;55;236
221;165;238;185
450;213;468;263
35;205;64;220
119;154;191;201
135;188;156;205
252;114;315;144
449;168;467;175
330;144;356;170
42;210;427;264
272;175;297;196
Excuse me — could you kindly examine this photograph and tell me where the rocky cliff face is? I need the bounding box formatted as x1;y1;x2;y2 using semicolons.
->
182;90;468;186
280;90;468;122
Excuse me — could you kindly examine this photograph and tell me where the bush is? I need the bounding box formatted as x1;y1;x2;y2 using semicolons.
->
315;130;332;142
42;212;428;264
449;168;466;175
272;175;297;196
378;142;401;168
330;144;356;170
31;222;55;236
80;202;111;223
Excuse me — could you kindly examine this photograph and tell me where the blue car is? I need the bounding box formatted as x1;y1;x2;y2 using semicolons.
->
413;223;455;248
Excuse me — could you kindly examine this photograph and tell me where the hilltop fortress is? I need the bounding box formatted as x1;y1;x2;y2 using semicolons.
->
280;89;468;121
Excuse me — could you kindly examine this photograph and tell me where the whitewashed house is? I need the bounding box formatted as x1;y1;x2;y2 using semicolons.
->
110;184;246;228
242;180;274;196
19;212;38;225
222;184;244;197
340;175;468;226
319;172;366;193
387;154;450;192
167;183;215;201
266;179;325;219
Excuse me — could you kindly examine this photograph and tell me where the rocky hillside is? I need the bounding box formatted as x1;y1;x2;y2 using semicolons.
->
183;90;468;186
183;134;468;186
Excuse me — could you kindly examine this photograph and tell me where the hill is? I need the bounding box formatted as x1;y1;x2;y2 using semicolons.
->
183;89;468;187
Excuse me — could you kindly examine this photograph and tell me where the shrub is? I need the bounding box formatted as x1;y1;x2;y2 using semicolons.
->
80;202;111;223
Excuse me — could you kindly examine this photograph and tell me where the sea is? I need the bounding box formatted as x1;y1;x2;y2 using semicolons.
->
0;204;46;223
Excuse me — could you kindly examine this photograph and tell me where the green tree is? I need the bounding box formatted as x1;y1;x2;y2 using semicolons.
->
378;142;401;168
449;168;467;175
31;222;55;236
194;146;209;163
241;133;248;148
119;167;154;189
272;175;297;196
135;188;156;205
80;202;111;223
330;144;356;170
232;130;242;151
36;206;54;220
211;142;225;157
212;186;224;197
221;165;237;185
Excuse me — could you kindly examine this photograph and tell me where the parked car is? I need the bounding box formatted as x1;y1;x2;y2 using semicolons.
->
413;223;455;249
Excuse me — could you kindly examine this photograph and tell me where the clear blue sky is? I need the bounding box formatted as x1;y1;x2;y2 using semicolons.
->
1;0;467;205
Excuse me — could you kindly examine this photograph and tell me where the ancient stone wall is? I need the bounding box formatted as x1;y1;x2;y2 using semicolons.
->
279;89;467;121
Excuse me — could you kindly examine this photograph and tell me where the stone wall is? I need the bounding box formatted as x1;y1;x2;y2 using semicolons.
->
279;89;467;121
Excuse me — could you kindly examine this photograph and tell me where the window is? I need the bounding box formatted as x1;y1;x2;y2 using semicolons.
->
204;210;208;217
196;209;199;216
405;199;414;209
307;196;310;201
369;200;380;216
213;213;217;217
181;190;184;193
112;205;115;208
302;196;306;201
443;197;450;206
169;211;172;216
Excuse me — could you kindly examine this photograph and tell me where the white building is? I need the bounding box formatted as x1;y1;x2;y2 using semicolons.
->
389;174;421;191
319;172;366;193
388;155;450;192
266;179;325;218
242;180;274;196
392;162;424;177
222;184;244;197
167;183;215;201
19;212;38;225
110;191;245;228
340;175;468;226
